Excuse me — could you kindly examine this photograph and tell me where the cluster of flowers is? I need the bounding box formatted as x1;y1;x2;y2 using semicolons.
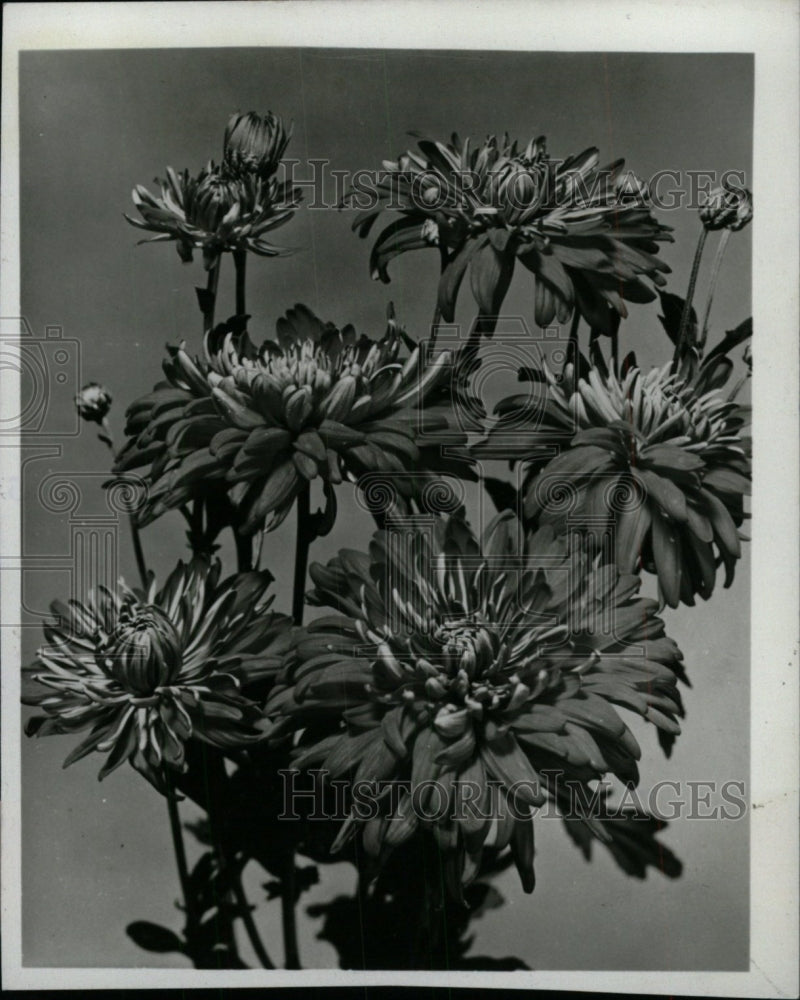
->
126;111;300;268
26;112;752;905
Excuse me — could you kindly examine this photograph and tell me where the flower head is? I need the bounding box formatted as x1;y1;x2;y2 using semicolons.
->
125;163;300;268
699;179;753;232
114;306;469;533
351;133;672;330
265;512;685;895
223;111;292;180
488;357;751;607
75;382;112;424
23;559;291;788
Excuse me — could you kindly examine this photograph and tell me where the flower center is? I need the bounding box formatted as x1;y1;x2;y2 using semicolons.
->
98;604;182;695
398;619;532;722
434;621;498;679
219;331;402;407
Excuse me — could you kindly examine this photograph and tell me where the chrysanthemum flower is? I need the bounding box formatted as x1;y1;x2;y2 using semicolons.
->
125;163;300;268
223;111;292;181
487;357;751;607
75;382;112;424
264;511;685;896
114;306;469;533
23;559;291;788
351;133;672;331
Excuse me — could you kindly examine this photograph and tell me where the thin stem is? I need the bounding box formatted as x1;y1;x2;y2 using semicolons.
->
202;258;222;336
100;417;148;589
234;250;247;317
698;229;732;352
203;751;274;969
164;766;199;939
183;499;205;559
292;484;313;627
234;531;252;572
231;871;275;969
564;310;581;375
253;530;264;569
129;516;148;590
672;227;708;370
452;313;492;401
429;245;449;351
428;305;442;352
278;485;316;971
610;327;619;378
280;862;300;969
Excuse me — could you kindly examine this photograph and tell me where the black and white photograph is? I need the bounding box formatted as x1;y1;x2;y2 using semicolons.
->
1;2;797;994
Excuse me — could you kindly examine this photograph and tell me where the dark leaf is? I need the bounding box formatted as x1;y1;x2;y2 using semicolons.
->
469;240;515;320
620;350;638;378
195;286;215;317
658;290;697;347
457;955;531;970
591;307;621;342
704;317;753;364
517;366;547;383
437;236;484;322
262;864;320;903
589;329;610;377
126;920;185;954
482;477;519;514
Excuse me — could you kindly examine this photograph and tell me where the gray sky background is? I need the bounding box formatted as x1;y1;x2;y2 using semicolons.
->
19;48;751;969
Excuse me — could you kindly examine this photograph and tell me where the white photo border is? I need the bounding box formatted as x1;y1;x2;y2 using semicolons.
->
2;1;797;995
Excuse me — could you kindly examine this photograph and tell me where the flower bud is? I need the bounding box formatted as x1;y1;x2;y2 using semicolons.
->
101;605;182;694
223;111;291;180
699;180;753;232
193;173;243;233
75;382;112;424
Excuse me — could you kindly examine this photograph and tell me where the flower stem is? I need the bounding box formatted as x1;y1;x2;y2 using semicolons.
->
429;245;449;351
278;485;316;971
565;310;581;375
672;227;708;370
163;766;199;941
453;313;492;402
429;305;442;352
610;326;620;378
698;229;732;352
201;258;222;336
100;417;148;589
129;515;148;590
203;750;274;969
280;861;300;969
231;869;274;969
234;250;247;317
234;531;253;572
292;484;313;627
